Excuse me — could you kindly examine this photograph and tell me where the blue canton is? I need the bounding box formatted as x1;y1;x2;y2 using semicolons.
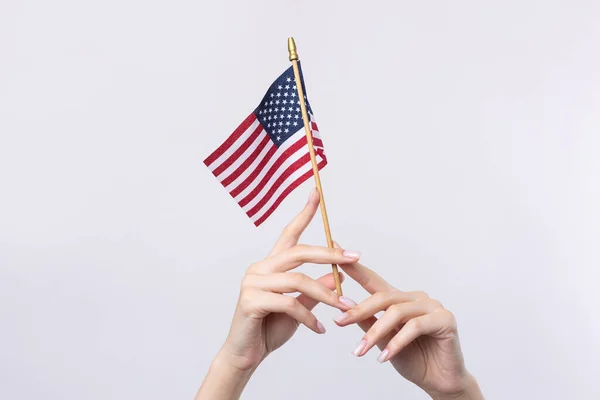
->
254;64;313;147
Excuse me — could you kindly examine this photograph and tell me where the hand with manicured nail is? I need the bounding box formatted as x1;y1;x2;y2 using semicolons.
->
333;249;484;400
196;190;361;400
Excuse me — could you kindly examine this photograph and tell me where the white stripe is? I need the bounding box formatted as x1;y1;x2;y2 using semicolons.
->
250;152;325;223
208;119;260;172
232;128;305;200
239;140;307;211
223;137;274;189
216;129;269;182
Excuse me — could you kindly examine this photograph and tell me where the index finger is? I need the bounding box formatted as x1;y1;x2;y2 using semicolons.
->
334;242;392;294
252;244;361;274
269;189;320;257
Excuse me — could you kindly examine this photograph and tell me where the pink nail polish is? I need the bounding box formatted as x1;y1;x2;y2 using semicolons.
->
343;250;361;259
339;296;357;307
317;321;326;334
377;349;389;363
334;312;349;323
353;339;367;356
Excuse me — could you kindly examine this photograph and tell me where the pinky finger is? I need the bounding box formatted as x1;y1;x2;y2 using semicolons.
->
262;292;326;334
378;310;456;362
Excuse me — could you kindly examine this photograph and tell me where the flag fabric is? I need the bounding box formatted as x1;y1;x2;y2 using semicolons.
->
204;64;327;226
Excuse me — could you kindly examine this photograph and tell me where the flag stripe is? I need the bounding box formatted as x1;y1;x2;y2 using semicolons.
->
238;135;308;208
252;158;328;226
247;153;311;218
211;123;264;177
230;144;278;198
204;113;257;167
221;133;271;187
206;117;260;172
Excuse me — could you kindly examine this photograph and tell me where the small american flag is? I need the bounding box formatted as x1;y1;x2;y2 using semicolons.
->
204;64;327;226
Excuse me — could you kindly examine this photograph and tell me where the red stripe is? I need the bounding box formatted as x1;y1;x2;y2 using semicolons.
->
221;134;270;187
203;113;256;167
211;123;264;177
229;144;277;198
253;158;328;226
247;153;311;218
311;122;319;131
312;137;324;148
237;136;308;207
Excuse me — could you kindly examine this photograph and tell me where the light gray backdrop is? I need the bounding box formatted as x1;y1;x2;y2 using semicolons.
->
1;1;599;399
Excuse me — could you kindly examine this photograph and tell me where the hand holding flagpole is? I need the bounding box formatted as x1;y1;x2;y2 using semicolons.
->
287;37;343;295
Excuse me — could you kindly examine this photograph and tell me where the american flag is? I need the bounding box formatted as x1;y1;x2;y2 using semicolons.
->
204;64;327;226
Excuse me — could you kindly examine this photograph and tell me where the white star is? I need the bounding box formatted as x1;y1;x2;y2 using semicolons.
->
296;107;300;112
286;77;291;82
264;101;268;106
293;85;296;90
285;121;290;126
282;99;287;104
287;114;292;119
278;128;282;133
279;121;283;126
270;93;274;97
269;101;273;105
291;92;296;97
276;135;281;141
283;92;288;97
297;100;301;105
288;107;293;111
293;121;298;126
268;108;272;113
278;85;283;89
267;123;270;128
294;115;299;119
275;100;280;105
276;92;281;97
284;128;289;133
268;116;272;120
285;85;290;89
274;107;279;112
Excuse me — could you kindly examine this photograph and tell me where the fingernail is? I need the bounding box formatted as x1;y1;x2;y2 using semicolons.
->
343;250;361;259
353;339;367;356
339;296;357;307
317;321;326;334
334;312;349;323
377;349;389;363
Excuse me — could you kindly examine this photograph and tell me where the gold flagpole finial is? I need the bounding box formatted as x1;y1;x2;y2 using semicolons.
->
288;37;298;61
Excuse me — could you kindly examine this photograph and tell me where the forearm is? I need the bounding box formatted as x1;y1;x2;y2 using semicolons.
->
428;373;484;400
195;351;256;400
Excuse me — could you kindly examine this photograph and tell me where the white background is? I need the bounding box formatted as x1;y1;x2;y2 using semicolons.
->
1;1;599;399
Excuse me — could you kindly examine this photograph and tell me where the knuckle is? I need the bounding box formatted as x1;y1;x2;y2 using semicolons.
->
284;296;299;311
407;317;422;333
441;309;457;329
387;303;404;315
288;272;307;285
246;262;259;274
372;291;388;303
240;275;253;290
428;299;443;310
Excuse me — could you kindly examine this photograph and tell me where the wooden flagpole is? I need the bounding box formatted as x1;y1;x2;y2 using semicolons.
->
287;37;343;295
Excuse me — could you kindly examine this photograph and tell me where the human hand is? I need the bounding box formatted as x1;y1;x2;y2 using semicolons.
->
218;190;361;372
334;252;483;400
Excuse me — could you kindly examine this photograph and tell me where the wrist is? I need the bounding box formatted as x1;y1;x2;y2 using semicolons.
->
195;351;257;400
429;373;484;400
